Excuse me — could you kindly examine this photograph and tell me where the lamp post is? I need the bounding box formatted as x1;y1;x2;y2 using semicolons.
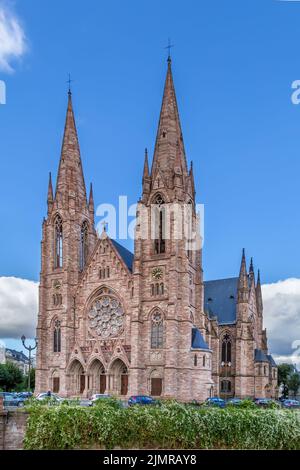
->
21;335;38;392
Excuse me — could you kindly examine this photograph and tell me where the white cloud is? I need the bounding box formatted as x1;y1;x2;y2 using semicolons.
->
0;277;38;339
0;1;27;73
0;275;299;368
262;278;300;368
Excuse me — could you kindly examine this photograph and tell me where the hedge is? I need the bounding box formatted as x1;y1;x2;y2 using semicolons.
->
23;400;300;450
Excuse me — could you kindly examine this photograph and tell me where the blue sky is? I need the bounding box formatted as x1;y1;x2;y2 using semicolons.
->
1;0;300;358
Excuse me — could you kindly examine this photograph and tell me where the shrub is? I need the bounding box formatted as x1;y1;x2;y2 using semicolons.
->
23;401;300;450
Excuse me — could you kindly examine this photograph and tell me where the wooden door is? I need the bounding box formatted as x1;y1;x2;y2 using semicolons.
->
151;378;162;396
53;377;60;393
100;375;106;394
80;375;85;394
121;374;128;395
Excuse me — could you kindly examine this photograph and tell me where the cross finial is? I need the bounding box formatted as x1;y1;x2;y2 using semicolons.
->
67;73;73;95
165;38;174;62
101;220;107;232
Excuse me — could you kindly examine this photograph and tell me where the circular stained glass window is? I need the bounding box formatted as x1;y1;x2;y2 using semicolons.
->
88;295;124;338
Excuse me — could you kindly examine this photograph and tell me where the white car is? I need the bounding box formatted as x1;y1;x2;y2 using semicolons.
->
36;392;64;402
90;393;112;404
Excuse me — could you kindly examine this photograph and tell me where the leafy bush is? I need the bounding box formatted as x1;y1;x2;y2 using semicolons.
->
23;401;300;450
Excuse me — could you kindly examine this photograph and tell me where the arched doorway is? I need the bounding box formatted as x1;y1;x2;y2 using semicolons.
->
51;370;60;393
149;369;163;397
108;359;128;396
88;359;106;394
67;360;85;396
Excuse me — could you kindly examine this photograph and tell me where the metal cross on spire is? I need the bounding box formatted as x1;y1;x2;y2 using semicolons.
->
165;38;174;62
67;73;73;95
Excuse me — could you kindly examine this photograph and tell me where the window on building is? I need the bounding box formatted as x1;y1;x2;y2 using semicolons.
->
151;311;163;349
220;380;231;393
153;194;166;254
53;320;61;353
194;355;197;367
221;334;232;364
203;355;206;367
54;215;63;268
79;221;89;271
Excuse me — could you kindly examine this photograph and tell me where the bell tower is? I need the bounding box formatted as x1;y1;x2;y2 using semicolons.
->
35;91;97;395
131;58;210;401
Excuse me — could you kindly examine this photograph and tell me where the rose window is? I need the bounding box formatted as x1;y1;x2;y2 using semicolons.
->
88;295;124;338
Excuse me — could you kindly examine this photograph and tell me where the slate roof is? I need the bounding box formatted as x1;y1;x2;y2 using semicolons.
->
204;278;238;325
191;328;210;350
267;354;277;367
254;349;269;362
6;348;29;363
111;240;134;272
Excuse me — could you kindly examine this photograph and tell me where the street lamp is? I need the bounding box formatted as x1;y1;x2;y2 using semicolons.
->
21;335;38;392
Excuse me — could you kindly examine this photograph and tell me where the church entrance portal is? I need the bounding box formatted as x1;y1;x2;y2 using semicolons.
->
108;359;128;396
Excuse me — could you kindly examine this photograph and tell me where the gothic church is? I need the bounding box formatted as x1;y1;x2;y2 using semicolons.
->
35;58;278;401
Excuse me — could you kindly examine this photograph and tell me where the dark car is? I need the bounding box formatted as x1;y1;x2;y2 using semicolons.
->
281;399;300;409
128;395;157;406
254;398;278;408
3;394;26;408
18;392;33;399
204;397;226;408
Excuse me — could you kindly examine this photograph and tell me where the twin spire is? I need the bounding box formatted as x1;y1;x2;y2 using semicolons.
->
48;91;93;214
151;58;188;180
238;249;262;311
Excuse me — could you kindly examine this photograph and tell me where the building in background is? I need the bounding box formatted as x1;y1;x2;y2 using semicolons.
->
0;347;30;375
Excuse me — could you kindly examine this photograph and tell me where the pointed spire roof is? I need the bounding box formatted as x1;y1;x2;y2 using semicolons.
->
249;257;255;285
151;58;188;179
55;91;87;204
238;249;249;302
88;182;94;213
47;172;53;204
143;148;150;180
256;269;263;314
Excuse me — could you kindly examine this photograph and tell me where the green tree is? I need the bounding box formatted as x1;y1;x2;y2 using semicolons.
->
22;368;35;391
0;362;24;391
277;363;294;386
287;373;300;397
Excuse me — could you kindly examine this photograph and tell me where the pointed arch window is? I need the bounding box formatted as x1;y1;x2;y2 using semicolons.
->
153;194;166;254
80;221;89;271
53;320;61;353
54;215;63;268
151;311;163;349
221;334;231;364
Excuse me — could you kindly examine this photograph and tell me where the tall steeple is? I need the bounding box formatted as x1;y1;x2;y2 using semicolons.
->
55;91;87;207
249;257;255;285
256;269;263;316
47;172;53;214
238;249;249;303
151;58;188;180
88;182;94;219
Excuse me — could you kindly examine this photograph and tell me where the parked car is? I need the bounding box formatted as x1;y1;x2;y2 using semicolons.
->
281;399;300;409
204;397;226;408
254;398;278;408
128;395;157;406
3;394;26;408
226;398;243;406
36;392;64;403
18;392;33;399
91;394;112;404
0;392;17;399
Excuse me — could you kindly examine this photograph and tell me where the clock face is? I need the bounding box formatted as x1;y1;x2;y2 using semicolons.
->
152;267;163;280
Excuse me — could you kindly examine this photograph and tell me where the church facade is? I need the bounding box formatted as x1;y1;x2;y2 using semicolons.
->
35;59;278;401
